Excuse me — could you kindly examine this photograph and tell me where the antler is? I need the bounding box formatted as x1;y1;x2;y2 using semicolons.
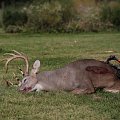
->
3;72;20;87
4;50;29;76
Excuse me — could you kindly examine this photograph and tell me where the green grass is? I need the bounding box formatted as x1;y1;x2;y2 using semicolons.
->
0;33;120;120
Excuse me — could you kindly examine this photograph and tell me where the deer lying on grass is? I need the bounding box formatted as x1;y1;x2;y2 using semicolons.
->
4;50;120;94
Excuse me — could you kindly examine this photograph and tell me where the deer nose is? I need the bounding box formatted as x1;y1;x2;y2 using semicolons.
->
19;87;32;92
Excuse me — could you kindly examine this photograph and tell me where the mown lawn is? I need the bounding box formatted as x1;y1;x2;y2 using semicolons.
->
0;33;120;120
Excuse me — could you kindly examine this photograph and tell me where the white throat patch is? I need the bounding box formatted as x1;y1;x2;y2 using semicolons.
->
32;84;44;92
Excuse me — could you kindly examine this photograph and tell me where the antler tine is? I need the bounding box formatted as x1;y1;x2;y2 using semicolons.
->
18;66;24;76
5;56;16;73
12;50;22;55
3;76;14;87
6;80;14;86
4;53;16;56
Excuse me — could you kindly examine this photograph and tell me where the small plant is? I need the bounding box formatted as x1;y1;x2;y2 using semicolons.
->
5;25;22;33
25;0;77;32
3;8;27;29
100;2;120;30
26;1;63;32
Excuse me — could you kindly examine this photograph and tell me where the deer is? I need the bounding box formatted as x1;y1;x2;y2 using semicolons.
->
4;50;120;94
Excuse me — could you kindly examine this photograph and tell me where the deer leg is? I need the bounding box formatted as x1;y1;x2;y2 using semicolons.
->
104;88;120;93
71;87;95;94
71;79;95;94
104;80;120;93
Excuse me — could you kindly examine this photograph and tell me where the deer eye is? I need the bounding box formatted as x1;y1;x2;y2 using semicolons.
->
23;79;27;83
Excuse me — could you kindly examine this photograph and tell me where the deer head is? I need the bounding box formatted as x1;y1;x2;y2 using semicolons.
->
19;60;40;92
4;50;41;92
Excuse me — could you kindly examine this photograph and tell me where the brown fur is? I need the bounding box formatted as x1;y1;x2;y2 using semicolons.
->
86;66;112;74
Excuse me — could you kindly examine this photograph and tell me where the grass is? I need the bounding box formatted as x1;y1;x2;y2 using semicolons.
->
0;32;120;120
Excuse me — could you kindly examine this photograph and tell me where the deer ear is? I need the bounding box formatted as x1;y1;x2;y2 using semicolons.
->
30;60;40;76
33;60;40;69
